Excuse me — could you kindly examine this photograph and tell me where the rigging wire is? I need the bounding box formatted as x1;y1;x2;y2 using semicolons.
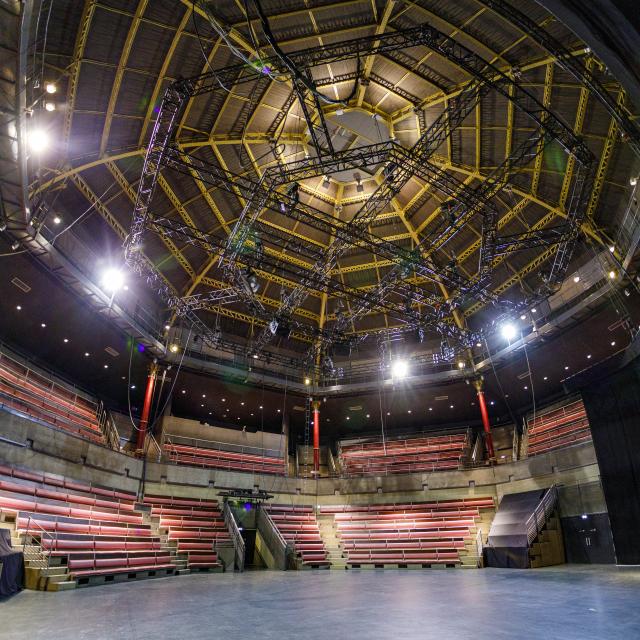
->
251;0;360;106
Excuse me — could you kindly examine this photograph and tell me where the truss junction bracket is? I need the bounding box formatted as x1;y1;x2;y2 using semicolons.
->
125;17;598;377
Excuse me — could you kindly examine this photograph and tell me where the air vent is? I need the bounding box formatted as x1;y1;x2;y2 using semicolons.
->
517;371;531;380
435;395;448;401
349;405;363;411
11;277;30;293
104;347;120;357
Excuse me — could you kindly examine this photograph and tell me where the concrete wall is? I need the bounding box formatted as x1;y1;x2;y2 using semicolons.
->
0;410;602;518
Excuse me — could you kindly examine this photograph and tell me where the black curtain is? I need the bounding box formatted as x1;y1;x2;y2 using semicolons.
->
582;358;640;565
0;529;24;597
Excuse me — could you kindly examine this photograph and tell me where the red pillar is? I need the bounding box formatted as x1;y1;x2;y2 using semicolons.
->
312;400;320;473
474;379;495;460
136;364;158;453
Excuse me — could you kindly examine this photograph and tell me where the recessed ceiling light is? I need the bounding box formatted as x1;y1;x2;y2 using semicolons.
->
543;376;548;380
250;413;254;416
564;366;569;370
490;401;495;406
450;405;454;409
609;270;616;279
16;305;21;310
130;385;136;390
63;338;69;343
366;414;370;418
587;354;592;359
476;342;482;348
531;308;537;313
407;409;412;414
386;412;391;416
181;389;186;394
164;324;171;331
611;341;616;346
202;394;206;398
259;405;263;409
84;352;90;357
609;245;615;253
200;404;204;407
169;344;179;353
573;275;580;283
346;416;350;420
252;354;258;359
241;401;245;406
428;407;433;411
524;386;528;390
103;364;108;369
520;314;526;320
277;408;281;413
222;398;226;402
45;82;57;94
40;322;46;327
208;412;212;415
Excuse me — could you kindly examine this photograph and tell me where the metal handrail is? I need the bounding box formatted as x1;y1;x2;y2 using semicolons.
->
525;485;558;545
20;513;57;570
164;433;284;459
475;527;484;559
147;433;163;462
223;501;245;572
256;506;291;570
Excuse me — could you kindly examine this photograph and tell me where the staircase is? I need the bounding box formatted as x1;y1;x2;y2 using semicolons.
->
141;507;190;576
316;514;346;569
458;507;495;569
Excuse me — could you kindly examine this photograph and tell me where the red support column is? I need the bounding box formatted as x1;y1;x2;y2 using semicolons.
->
136;363;158;453
312;400;320;473
474;379;495;460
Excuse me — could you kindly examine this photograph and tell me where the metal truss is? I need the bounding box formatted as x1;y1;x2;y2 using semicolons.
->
126;16;598;369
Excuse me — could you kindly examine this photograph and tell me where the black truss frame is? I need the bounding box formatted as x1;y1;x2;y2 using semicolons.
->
125;18;598;379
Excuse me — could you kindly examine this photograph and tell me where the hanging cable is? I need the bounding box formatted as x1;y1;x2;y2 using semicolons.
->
522;331;537;431
251;0;360;106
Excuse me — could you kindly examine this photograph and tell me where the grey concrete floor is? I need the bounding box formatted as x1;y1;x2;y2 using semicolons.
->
1;566;640;640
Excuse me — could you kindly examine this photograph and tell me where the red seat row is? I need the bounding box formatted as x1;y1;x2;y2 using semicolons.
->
527;399;592;456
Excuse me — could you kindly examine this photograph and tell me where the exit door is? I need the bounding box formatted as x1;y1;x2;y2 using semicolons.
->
561;513;616;564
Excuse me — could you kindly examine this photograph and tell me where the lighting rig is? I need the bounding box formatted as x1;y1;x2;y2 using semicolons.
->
125;11;599;384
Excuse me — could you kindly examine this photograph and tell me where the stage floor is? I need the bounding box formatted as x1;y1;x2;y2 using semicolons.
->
2;566;639;639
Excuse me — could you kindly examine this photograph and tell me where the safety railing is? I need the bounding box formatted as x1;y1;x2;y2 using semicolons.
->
525;485;558;545
256;505;292;571
164;433;284;459
223;501;245;572
475;527;484;560
20;513;57;570
96;401;120;450
146;433;163;462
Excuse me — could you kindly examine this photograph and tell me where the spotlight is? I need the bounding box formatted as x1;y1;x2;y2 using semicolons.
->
501;323;517;342
609;270;616;279
631;177;638;187
304;376;311;386
391;359;409;379
101;267;125;293
169;344;179;353
53;216;61;224
11;240;20;251
457;361;465;369
28;128;49;154
573;275;580;283
44;101;56;112
609;245;615;253
45;82;57;94
164;324;171;331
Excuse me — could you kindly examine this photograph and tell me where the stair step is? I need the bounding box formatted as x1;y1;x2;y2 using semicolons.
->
48;580;77;592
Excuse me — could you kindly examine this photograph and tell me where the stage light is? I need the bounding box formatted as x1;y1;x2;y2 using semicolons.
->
164;324;171;331
28;128;49;153
609;245;615;253
44;101;56;112
169;344;179;353
366;414;370;418
476;342;482;348
16;305;21;311
84;352;89;357
573;275;580;283
304;376;311;385
53;216;61;224
101;267;125;293
500;323;517;342
41;323;46;328
63;338;69;343
45;83;57;94
581;514;588;520
390;359;409;379
520;314;526;320
457;361;465;369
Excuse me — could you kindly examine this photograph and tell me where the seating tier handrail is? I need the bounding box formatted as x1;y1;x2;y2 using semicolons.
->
223;501;245;572
257;505;292;570
525;485;558;545
164;433;284;459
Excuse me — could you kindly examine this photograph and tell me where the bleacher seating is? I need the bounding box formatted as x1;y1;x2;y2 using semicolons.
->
267;505;329;567
320;498;494;567
143;495;229;571
163;436;285;475
0;464;175;584
0;351;105;445
338;431;469;476
526;399;592;457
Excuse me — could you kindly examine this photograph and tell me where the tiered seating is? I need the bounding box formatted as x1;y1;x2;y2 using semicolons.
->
267;505;329;567
0;352;104;444
163;436;285;475
143;495;229;571
526;399;592;456
0;464;175;583
339;431;469;476
320;498;494;567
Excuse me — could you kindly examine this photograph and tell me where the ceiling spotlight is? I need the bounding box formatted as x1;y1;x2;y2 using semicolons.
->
609;245;615;253
304;376;311;385
101;267;125;293
631;176;638;187
501;322;517;342
41;323;46;328
28;128;49;154
573;275;580;283
169;344;179;353
11;240;20;251
16;305;21;311
476;342;482;348
531;308;537;313
164;324;171;331
63;338;69;343
457;361;465;369
253;353;259;359
103;364;109;369
45;82;57;94
611;341;616;346
181;389;186;394
390;359;409;379
44;101;56;112
53;215;61;224
84;352;89;357
609;270;616;279
520;314;526;320
130;385;136;390
366;413;370;418
587;354;592;359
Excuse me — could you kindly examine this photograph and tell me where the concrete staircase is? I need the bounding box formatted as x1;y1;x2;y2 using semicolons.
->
458;508;495;569
529;511;565;568
142;508;191;576
316;514;346;570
